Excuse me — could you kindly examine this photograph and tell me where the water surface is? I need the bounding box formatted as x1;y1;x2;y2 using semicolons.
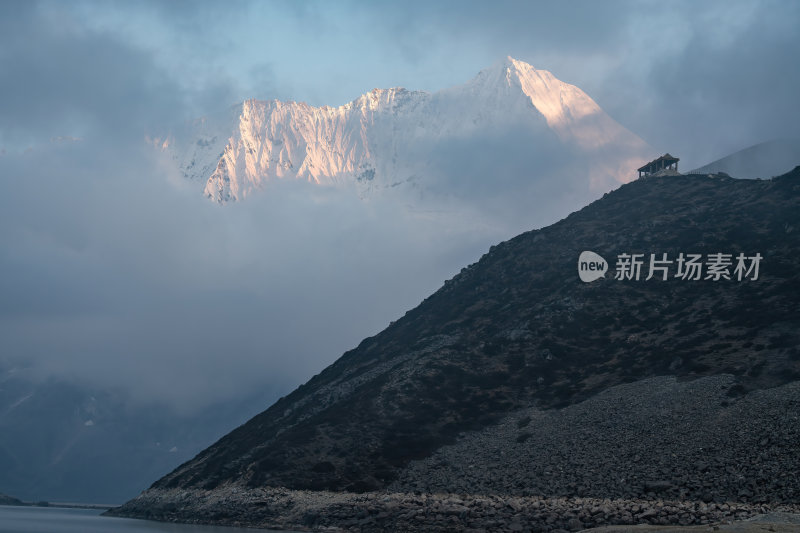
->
0;506;293;533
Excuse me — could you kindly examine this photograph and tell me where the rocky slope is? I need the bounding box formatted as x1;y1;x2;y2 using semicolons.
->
165;57;649;203
111;167;800;530
392;375;800;504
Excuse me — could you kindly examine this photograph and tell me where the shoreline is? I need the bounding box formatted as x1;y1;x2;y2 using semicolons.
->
0;501;116;511
107;486;800;532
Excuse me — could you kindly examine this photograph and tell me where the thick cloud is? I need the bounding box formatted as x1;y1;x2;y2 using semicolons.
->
629;2;800;166
2;0;798;414
315;1;781;166
347;0;800;168
0;4;184;147
15;0;794;170
0;3;482;412
0;139;502;412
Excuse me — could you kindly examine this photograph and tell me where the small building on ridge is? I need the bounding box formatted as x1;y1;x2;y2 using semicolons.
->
638;154;680;178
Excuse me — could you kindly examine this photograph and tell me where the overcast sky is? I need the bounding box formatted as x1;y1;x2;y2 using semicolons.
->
4;1;800;165
1;0;798;412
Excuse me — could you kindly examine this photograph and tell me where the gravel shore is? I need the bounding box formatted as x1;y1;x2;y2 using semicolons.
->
110;486;800;532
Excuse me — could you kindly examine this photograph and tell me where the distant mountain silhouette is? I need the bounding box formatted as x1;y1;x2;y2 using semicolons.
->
690;139;800;178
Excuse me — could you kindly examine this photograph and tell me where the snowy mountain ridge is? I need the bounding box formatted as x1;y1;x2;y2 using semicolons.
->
166;56;650;203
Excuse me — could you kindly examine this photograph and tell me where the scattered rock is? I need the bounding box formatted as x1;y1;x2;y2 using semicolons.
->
107;486;800;532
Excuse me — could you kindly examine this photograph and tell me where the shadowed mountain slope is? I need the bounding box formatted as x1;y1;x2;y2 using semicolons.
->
134;168;800;497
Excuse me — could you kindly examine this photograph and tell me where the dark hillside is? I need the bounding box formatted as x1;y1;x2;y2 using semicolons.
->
140;168;800;495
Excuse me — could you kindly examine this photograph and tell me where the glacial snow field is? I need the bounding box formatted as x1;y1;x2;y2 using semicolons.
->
164;57;650;204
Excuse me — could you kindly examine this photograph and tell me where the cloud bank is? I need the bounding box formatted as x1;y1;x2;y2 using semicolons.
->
2;0;798;413
1;136;510;412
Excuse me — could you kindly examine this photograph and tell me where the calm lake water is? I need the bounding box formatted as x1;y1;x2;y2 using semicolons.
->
0;506;294;533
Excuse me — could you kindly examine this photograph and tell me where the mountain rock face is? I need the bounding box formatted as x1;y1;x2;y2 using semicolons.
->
167;57;650;203
113;168;800;530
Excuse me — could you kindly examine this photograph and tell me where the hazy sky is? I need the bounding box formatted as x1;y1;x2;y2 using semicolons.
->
4;1;800;164
1;0;799;412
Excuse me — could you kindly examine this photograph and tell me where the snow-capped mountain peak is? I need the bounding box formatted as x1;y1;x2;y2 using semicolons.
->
167;57;650;203
463;56;626;150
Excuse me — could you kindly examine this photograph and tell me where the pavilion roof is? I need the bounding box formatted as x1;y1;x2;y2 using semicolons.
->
638;153;680;172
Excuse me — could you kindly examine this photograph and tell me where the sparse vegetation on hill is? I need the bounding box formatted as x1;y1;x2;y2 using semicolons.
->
111;167;800;531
